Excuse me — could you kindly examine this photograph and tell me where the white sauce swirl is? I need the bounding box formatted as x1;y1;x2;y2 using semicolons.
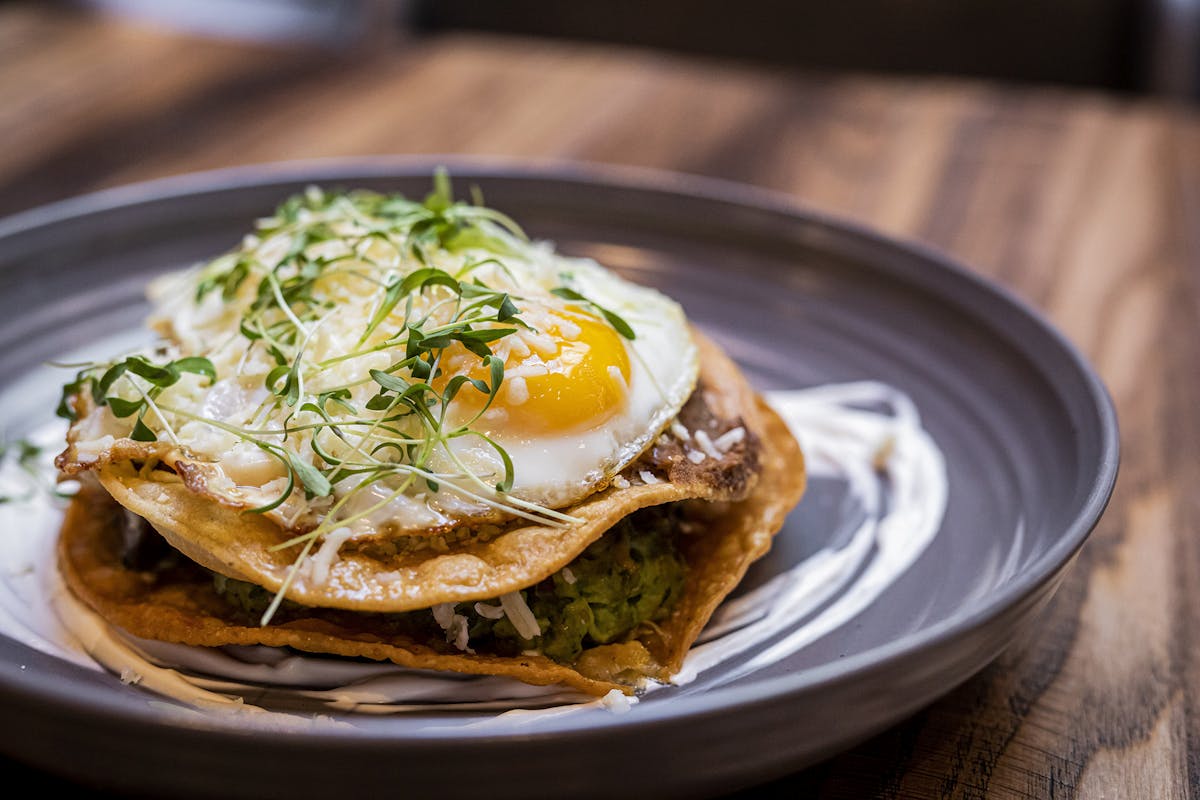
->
0;382;946;728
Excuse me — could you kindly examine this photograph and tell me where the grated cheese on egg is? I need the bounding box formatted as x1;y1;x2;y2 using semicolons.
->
556;316;581;338
505;376;529;406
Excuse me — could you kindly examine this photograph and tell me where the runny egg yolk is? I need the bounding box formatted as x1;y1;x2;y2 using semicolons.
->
443;308;631;435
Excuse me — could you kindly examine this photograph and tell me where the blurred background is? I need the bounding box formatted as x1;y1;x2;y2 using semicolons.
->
0;0;1196;220
71;0;1200;96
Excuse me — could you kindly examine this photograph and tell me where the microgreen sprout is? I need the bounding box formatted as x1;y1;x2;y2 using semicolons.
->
56;172;642;625
58;355;216;442
550;287;636;340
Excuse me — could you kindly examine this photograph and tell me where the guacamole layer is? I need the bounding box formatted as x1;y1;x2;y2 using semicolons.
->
212;505;688;665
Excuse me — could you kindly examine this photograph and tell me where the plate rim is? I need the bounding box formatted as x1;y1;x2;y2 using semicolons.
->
0;155;1120;743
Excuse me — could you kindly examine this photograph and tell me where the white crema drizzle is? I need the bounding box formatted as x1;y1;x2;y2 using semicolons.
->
0;382;946;728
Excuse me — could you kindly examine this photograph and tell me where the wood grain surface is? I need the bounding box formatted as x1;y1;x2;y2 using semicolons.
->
2;5;1198;798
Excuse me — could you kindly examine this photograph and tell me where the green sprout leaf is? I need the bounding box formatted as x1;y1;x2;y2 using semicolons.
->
130;416;157;442
287;452;332;498
549;287;636;340
107;397;144;418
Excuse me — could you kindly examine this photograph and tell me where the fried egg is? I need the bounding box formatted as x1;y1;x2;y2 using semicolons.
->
73;188;699;538
424;252;698;512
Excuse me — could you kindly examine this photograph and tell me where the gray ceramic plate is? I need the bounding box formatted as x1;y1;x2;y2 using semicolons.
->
0;159;1117;799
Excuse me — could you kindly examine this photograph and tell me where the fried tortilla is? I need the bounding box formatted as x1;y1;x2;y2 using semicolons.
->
53;181;808;698
85;334;771;611
58;337;805;696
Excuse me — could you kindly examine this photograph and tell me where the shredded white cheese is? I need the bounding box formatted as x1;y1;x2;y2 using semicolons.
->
693;429;722;460
499;592;541;640
556;316;582;338
522;330;559;357
507;363;548;379
505;376;529;406
449;614;471;651
561;567;577;585
431;603;456;630
611;475;630;490
431;603;472;651
639;470;661;485
473;601;505;620
686;450;706;464
713;426;746;453
307;526;354;587
72;435;114;463
670;420;691;441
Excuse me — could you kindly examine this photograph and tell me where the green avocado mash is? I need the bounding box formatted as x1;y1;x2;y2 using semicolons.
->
211;505;688;665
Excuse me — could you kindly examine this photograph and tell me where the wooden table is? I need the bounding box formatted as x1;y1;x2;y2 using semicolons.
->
2;5;1198;797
